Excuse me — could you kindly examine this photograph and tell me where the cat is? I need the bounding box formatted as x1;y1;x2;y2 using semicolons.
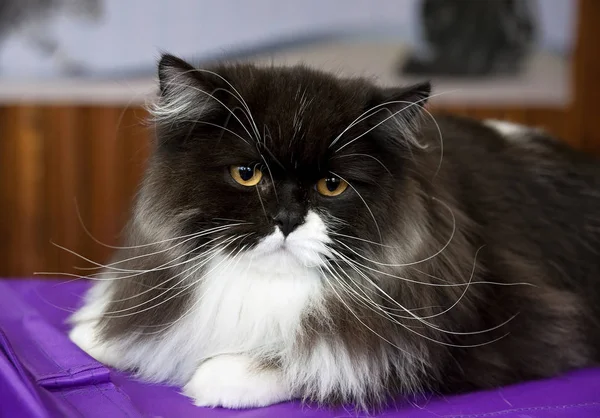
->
402;0;536;77
69;53;600;410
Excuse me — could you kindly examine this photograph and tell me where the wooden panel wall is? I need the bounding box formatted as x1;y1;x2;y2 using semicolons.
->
0;105;578;278
0;0;597;278
0;107;150;277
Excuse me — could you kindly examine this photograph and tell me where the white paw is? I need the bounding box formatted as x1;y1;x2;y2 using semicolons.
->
69;321;119;366
183;355;293;409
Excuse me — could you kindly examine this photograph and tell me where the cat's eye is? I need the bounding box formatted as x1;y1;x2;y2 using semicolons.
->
316;176;348;197
230;165;263;186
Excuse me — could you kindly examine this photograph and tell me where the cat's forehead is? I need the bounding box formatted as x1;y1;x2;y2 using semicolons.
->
217;65;374;167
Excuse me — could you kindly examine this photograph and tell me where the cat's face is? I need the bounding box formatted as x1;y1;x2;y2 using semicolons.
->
139;55;430;270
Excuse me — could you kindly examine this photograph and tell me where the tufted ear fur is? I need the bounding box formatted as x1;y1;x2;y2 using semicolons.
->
366;82;431;147
149;54;224;124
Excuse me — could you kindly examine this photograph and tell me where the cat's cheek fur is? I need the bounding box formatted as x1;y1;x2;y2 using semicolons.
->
182;355;293;408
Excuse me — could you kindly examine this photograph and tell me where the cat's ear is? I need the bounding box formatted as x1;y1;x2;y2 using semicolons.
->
367;82;431;147
151;53;221;123
157;53;198;95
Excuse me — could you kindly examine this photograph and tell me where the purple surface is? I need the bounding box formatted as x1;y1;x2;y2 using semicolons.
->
0;279;599;418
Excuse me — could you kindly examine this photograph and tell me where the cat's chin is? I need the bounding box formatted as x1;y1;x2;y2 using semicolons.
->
245;245;323;274
244;211;331;271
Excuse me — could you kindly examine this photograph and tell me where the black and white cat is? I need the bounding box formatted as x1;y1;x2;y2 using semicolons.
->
69;54;600;409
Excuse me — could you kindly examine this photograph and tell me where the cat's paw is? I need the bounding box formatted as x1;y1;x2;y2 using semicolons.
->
68;321;120;366
183;354;293;408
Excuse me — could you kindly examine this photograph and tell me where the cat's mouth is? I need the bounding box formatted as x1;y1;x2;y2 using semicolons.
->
271;241;299;257
257;233;298;258
247;230;329;270
247;212;331;268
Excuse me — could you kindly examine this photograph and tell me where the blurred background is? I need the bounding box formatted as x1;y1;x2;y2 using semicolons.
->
0;0;596;278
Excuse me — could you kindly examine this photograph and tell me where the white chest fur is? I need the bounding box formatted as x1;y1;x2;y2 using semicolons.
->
70;211;332;388
191;250;325;360
162;210;331;374
70;211;394;406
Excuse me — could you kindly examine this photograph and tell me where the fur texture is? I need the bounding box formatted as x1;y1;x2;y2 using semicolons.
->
70;54;600;410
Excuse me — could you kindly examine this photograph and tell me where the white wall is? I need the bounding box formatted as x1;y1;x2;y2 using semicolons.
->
0;0;576;78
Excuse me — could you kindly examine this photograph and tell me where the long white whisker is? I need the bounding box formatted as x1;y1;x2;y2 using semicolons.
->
100;235;246;317
330;171;382;242
36;235;235;293
328;258;419;320
330;232;401;248
326;259;410;320
341;245;518;332
101;237;239;314
155;79;256;145
48;224;241;274
328;260;450;336
77;224;244;271
330;153;392;175
330;256;514;347
148;243;250;333
329;90;455;150
106;236;252;303
230;104;261;144
328;97;446;182
212;217;248;223
318;264;417;358
259;150;279;203
193;69;262;143
333;97;430;154
255;185;269;222
74;199;246;251
177;119;251;145
330;247;532;289
337;197;455;267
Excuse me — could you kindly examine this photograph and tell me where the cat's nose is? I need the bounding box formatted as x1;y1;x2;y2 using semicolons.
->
273;210;303;237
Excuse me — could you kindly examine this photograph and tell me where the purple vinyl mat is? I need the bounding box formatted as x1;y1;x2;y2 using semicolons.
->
1;279;599;418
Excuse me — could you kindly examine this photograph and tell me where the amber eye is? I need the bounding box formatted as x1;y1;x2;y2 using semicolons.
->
316;176;348;197
230;165;263;186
